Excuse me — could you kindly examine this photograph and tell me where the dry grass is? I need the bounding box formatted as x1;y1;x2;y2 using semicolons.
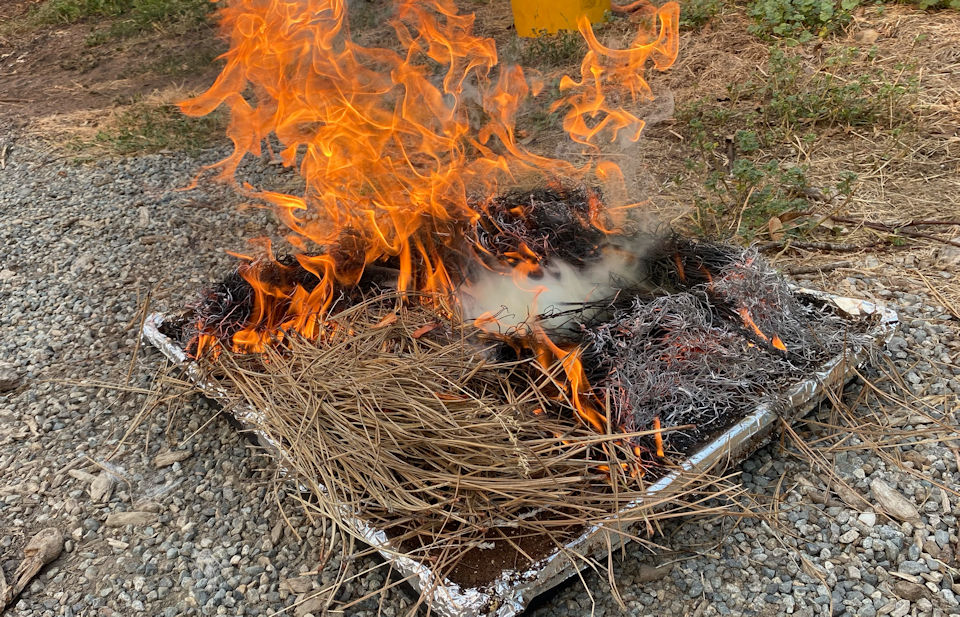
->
26;85;226;158
185;293;742;607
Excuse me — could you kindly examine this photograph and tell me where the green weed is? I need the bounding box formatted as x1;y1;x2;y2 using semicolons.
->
752;48;918;130
518;31;587;68
747;0;959;40
7;0;215;41
144;47;223;77
710;47;919;142
747;0;859;39
699;159;809;239
675;46;909;239
680;0;723;30
92;103;225;155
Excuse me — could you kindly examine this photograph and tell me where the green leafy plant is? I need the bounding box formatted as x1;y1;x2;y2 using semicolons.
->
756;48;918;130
680;0;723;30
747;0;859;39
700;159;809;239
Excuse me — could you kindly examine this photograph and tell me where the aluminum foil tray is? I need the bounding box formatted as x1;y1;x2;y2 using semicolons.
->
142;289;898;617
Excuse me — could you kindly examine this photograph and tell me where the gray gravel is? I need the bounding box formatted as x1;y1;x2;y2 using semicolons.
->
1;130;959;617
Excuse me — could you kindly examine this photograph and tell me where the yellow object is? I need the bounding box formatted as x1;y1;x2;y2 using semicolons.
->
509;0;611;37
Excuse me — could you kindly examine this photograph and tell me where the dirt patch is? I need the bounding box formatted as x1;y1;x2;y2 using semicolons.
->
0;0;43;22
0;15;223;127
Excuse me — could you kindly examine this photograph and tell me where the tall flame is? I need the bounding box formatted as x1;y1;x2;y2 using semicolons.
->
182;0;679;435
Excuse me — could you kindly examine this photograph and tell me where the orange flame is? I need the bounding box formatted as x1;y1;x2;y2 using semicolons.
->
653;416;664;457
531;325;606;434
553;7;679;145
737;306;787;352
182;0;683;475
181;0;679;356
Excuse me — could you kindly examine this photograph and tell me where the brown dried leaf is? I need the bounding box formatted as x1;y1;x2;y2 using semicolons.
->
373;313;398;329
768;216;784;241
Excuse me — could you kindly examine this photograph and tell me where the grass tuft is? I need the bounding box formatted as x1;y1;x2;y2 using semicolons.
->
680;0;724;30
5;0;216;41
93;102;226;155
518;30;587;68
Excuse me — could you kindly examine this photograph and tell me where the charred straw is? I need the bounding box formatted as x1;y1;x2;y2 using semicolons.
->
580;242;871;456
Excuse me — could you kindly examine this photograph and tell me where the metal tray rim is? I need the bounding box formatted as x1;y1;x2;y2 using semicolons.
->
141;289;898;617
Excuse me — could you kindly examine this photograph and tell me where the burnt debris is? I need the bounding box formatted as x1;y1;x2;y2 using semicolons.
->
472;184;611;269
177;187;870;466
581;240;864;456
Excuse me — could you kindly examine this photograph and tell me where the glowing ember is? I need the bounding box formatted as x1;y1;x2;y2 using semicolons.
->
737;306;787;351
652;416;664;457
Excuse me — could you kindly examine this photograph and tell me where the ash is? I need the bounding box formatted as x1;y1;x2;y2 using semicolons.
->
473;184;610;269
581;240;867;454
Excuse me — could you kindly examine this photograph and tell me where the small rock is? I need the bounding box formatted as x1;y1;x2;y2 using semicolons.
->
280;577;313;594
153;450;192;468
839;529;860;544
636;564;672;583
271;521;284;544
893;581;926;601
870;479;920;522
858;512;877;527
135;500;162;513
889;599;911;617
105;511;155;527
0;363;20;392
68;469;98;484
934;529;949;548
923;539;942;560
89;474;115;503
899;560;929;576
936;239;960;266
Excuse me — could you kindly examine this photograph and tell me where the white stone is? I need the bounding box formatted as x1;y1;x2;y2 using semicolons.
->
889;599;911;617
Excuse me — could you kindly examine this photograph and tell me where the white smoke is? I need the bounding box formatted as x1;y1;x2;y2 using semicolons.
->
459;236;656;332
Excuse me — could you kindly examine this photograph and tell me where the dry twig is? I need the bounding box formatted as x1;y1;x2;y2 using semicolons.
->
784;261;852;275
828;215;960;249
195;294;739;601
1;528;64;609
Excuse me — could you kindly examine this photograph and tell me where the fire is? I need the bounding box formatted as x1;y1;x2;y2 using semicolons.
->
182;0;677;349
181;0;679;459
653;416;664;457
736;306;787;352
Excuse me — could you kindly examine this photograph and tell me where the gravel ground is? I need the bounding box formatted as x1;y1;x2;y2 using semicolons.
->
1;131;959;617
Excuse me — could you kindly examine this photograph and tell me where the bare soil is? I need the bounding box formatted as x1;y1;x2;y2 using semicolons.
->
0;9;223;126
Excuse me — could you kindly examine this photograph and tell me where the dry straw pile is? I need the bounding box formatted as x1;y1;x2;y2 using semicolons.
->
199;293;737;589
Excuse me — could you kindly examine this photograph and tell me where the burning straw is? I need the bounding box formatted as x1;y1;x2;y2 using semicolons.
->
198;292;742;592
